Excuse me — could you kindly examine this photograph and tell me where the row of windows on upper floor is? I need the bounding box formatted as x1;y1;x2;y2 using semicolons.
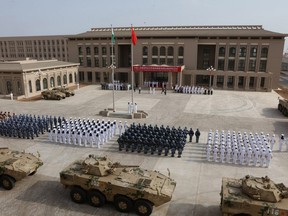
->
0;40;66;47
78;46;184;57
217;59;267;72
218;46;268;58
1;47;67;53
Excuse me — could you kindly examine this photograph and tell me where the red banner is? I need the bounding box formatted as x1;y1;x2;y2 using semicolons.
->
133;65;184;73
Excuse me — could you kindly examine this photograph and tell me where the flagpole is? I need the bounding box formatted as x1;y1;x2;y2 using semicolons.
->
131;25;134;109
111;25;115;112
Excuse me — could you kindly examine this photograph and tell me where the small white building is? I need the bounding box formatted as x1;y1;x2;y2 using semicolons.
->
0;59;79;99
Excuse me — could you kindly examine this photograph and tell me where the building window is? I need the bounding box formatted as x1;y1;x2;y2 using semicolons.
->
177;58;184;65
63;74;67;85
94;47;99;55
218;47;225;57
168;47;173;56
102;47;107;55
228;59;235;71
79;72;84;82
239;47;246;57
79;57;83;66
142;57;148;65
86;47;91;55
249;77;255;88
102;57;107;67
261;47;268;58
160;46;166;56
69;74;73;83
94;57;99;67
159;58;166;65
29;80;32;93
217;76;224;87
238;60;245;71
238;76;244;88
248;59;256;71
95;72;100;82
78;47;83;55
260;77;265;88
43;78;48;89
250;47;257;57
152;46;158;56
6;81;12;94
217;59;225;70
103;72;108;82
167;58;174;65
227;76;234;88
36;79;41;91
17;81;22;94
87;72;92;82
143;46;148;56
229;47;236;57
50;77;54;88
259;60;267;72
152;58;158;64
178;46;184;56
87;57;91;67
57;75;61;86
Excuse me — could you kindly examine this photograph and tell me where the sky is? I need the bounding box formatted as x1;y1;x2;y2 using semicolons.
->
0;0;287;52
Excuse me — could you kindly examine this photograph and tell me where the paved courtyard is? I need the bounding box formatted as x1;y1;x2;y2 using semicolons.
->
0;85;288;216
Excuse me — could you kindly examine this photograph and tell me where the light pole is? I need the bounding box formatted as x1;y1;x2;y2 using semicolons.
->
108;63;116;112
206;66;216;89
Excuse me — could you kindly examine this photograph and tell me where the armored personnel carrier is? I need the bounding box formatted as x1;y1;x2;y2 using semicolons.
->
0;147;43;190
60;155;176;216
220;175;288;216
278;98;288;116
52;87;75;97
41;89;66;100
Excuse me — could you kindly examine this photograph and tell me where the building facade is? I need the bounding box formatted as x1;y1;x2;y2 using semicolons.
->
0;35;68;62
68;25;286;91
0;25;286;92
0;59;79;99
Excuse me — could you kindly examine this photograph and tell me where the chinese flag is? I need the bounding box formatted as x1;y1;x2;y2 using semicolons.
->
131;27;137;46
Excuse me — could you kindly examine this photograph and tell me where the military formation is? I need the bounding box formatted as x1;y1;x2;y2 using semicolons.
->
174;85;213;95
48;118;117;148
206;130;274;167
0;111;15;120
0;113;53;139
117;123;188;157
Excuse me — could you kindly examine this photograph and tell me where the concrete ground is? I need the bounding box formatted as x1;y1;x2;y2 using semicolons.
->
0;85;288;216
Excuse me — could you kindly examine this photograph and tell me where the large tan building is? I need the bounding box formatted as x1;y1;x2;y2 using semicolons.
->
68;25;286;91
0;25;286;92
0;59;79;99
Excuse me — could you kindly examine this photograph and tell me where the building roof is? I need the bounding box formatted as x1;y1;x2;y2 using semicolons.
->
68;25;287;39
0;59;79;72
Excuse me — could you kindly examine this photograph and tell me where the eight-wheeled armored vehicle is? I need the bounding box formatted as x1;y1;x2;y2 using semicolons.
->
41;89;66;100
60;155;176;216
220;175;288;216
52;87;75;97
0;147;43;190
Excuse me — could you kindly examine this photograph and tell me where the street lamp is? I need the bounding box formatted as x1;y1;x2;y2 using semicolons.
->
206;66;216;88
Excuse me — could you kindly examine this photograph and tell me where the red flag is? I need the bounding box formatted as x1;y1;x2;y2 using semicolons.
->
131;27;137;46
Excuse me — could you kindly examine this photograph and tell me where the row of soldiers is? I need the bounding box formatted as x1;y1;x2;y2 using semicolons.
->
174;85;213;95
0;114;55;139
0;111;15;120
48;118;118;148
117;123;187;157
206;130;274;167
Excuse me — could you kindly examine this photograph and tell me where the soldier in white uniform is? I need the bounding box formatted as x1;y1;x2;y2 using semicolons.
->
270;134;276;150
118;121;123;135
72;130;77;145
260;149;266;167
77;130;82;146
239;147;246;165
232;148;238;164
206;144;211;161
253;148;260;166
246;147;253;166
220;147;225;163
88;131;93;147
226;146;232;163
213;147;218;162
67;130;71;144
279;134;285;151
266;150;273;167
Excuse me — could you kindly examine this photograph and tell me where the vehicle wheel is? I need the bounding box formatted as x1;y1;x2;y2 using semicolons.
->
28;171;36;176
114;195;133;213
57;96;61;100
283;108;288;116
44;95;48;100
70;187;87;204
88;190;106;207
0;175;15;190
278;104;282;111
134;199;153;216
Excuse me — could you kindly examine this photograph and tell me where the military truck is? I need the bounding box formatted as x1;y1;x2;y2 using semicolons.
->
220;175;288;216
41;89;66;100
0;147;43;190
52;87;75;97
278;98;288;116
60;155;176;216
